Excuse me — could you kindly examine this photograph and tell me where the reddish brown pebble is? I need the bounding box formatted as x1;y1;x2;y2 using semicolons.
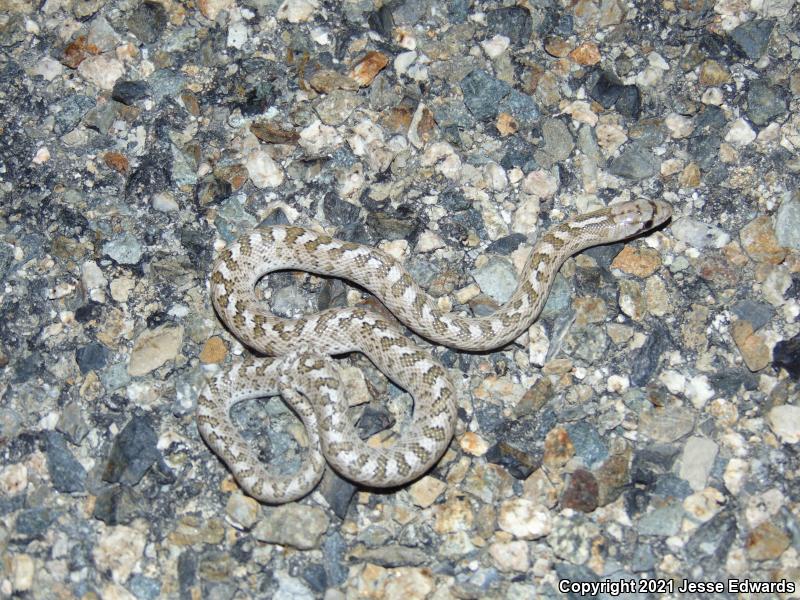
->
569;42;601;66
63;36;100;69
103;152;129;173
561;469;599;513
200;336;227;364
250;122;300;144
350;51;389;87
611;246;663;278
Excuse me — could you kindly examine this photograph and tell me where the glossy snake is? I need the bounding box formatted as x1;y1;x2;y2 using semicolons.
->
197;198;672;503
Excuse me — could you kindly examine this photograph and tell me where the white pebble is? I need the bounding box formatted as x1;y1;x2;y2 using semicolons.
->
394;51;417;75
686;375;714;409
152;191;179;212
767;405;800;444
245;149;284;188
276;0;318;22
607;375;630;393
725;118;756;146
480;35;510;59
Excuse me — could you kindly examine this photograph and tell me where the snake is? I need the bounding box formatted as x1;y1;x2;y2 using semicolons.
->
197;198;672;503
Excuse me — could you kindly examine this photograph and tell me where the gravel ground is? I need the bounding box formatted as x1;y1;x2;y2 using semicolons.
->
1;0;800;598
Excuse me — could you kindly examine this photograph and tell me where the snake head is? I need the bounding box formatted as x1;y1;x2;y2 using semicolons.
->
608;198;673;239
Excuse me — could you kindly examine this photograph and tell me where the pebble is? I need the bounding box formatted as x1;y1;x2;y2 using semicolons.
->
740;216;787;264
730;19;775;60
460;69;511;121
610;245;662;277
638;500;684;536
679;436;718;491
10;554;34;592
128;325;184;376
609;144;660;180
767;405;800;444
93;525;147;583
103;234;144;265
199;336;227;364
497;498;551;540
725;118;756;146
277;0;319;23
103;415;172;486
480;35;510;59
671;217;731;249
45;431;87;493
746;520;791;560
773;333;800;379
151;191;179;212
560;469;599;513
226;493;261;530
746;81;788;126
472;257;518;304
489;540;530;572
350;52;389;87
730;320;771;371
638;405;695;443
77;55;124;91
245;149;284;188
408;476;447;508
776;192;800;249
253;504;330;549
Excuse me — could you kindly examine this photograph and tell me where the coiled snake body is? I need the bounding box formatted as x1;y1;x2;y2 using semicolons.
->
197;198;672;503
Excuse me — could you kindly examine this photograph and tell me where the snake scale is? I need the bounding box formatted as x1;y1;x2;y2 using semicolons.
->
197;198;672;503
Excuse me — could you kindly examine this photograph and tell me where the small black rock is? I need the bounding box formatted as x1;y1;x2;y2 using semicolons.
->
112;80;151;105
773;333;800;379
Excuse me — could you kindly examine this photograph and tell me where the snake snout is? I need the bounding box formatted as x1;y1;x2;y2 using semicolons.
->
616;198;673;234
648;199;673;228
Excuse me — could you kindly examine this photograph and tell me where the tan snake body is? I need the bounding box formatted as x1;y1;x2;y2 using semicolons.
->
197;198;672;503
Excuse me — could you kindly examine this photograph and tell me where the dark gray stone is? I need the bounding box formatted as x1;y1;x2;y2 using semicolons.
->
498;89;539;126
322;192;361;227
57;402;90;444
565;422;608;468
54;95;95;135
746;80;788;126
127;1;167;44
111;80;151;105
730;19;775;60
554;563;599;599
93;485;143;525
317;470;357;519
652;474;693;500
773;333;800;379
46;431;87;493
631;444;679;485
685;510;737;564
732;299;774;330
323;532;348;586
486;6;532;46
102;415;174;486
609;144;660;180
500;135;537;171
590;71;626;108
75;342;108;374
15;507;60;540
367;5;393;37
356;404;395;439
460;69;512;121
615;85;641;118
631;543;656;572
485;441;541;479
302;563;328;593
629;321;669;386
365;209;422;243
486;233;526;255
